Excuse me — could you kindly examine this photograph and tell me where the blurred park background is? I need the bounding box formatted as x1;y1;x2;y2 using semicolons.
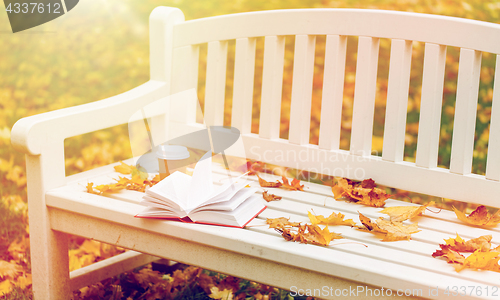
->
1;0;499;298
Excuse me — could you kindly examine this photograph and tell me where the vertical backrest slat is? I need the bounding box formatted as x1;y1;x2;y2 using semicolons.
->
415;43;446;168
204;40;228;127
350;36;380;156
486;55;500;181
318;35;347;150
449;49;482;175
231;38;257;134
259;36;285;139
382;39;412;162
289;35;316;145
170;45;200;124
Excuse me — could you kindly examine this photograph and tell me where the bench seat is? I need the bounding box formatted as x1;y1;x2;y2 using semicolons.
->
45;160;500;299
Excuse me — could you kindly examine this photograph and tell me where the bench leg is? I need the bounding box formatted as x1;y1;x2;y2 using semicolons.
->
26;146;71;300
30;218;71;299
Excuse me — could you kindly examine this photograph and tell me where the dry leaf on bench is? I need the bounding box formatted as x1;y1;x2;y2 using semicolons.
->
332;178;390;207
379;201;435;222
262;190;282;202
432;234;500;273
453;205;500;227
265;217;301;229
308;211;356;227
357;212;420;241
256;174;282;188
281;176;304;191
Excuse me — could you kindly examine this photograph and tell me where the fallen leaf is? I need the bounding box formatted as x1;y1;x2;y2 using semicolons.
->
432;244;466;264
86;182;100;194
209;287;234;300
281;176;304;191
262;191;282;202
379;201;435;222
357;212;420;241
308;211;356;227
444;234;491;252
332;178;390;207
114;161;133;174
376;218;420;241
265;217;300;229
453;205;500;227
256;174;282;188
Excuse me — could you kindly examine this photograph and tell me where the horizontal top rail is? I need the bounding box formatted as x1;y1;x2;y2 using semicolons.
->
173;9;500;54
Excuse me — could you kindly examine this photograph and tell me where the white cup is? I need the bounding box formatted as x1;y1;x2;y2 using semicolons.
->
156;145;190;179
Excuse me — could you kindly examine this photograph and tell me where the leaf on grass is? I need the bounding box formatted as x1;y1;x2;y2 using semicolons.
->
281;176;304;191
379;201;435;222
262;191;282;202
357;212;420;241
209;287;234;300
332;178;390;207
0;261;22;282
256;174;282;188
453;205;500;227
308;211;356;227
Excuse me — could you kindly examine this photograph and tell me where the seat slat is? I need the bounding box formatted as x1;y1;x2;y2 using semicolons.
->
231;38;256;134
415;43;447;168
486;55;500;180
382;39;412;162
350;36;380;156
450;49;482;175
204;40;228;127
318;35;347;150
289;35;316;145
259;36;285;139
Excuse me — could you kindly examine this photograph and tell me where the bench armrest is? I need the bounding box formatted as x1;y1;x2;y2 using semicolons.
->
11;80;168;155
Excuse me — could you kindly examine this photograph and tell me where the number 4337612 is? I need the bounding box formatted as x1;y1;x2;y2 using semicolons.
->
6;3;62;14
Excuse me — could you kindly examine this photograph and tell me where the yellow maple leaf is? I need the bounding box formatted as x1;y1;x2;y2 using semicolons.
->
375;218;420;241
444;234;491;252
308;211;356;227
453;205;500;227
379;201;435;222
114;161;133;174
209;287;233;300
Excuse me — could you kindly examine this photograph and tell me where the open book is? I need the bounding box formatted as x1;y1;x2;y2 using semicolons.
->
136;152;266;228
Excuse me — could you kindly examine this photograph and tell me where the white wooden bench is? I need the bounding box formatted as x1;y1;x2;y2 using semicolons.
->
11;7;500;300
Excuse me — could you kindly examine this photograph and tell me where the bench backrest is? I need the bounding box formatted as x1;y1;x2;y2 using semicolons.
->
150;7;500;208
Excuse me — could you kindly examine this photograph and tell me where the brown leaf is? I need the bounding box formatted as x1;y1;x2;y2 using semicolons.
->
332;178;390;207
444;234;492;252
262;191;282;202
453;205;500;227
357;212;420;241
281;176;304;191
256;174;282;188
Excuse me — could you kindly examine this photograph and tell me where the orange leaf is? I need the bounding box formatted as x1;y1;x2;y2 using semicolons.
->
262;190;282;202
444;234;492;252
256;174;282;188
332;178;390;207
281;176;304;191
453;205;500;227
